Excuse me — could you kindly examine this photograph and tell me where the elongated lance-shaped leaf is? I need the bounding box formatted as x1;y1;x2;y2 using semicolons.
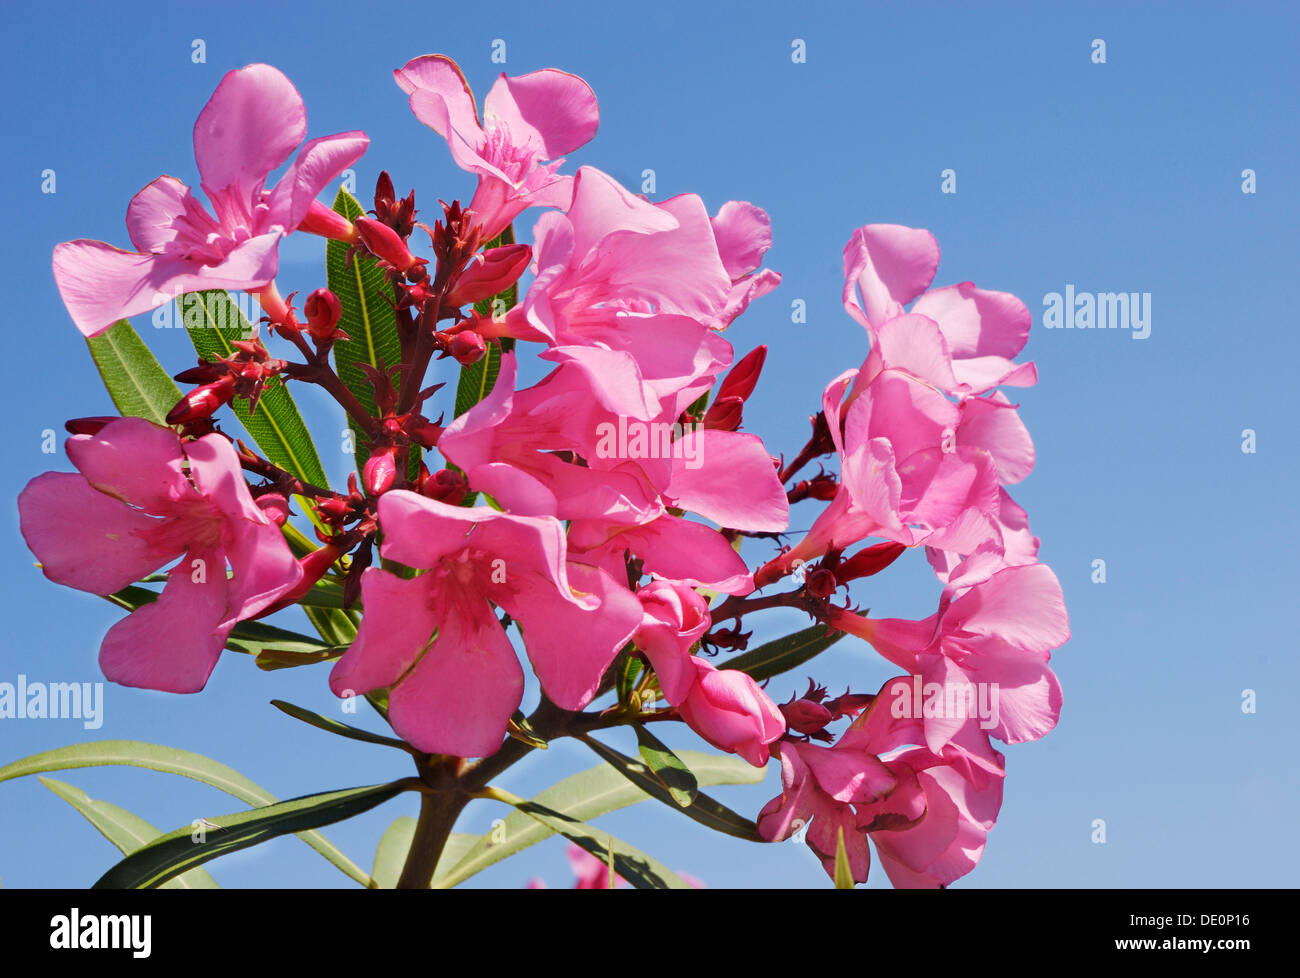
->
834;825;856;889
181;290;329;489
580;734;763;841
93;781;408;889
481;787;689;890
270;700;411;752
85;320;183;425
435;750;763;887
720;619;849;682
325;189;404;468
40;778;220;889
633;725;699;806
0;741;369;886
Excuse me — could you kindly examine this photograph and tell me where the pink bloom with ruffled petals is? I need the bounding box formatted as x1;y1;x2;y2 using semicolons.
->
394;55;598;241
53;64;367;337
17;418;302;692
328;490;641;757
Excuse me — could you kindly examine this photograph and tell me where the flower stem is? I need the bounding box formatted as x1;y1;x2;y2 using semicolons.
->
396;788;469;889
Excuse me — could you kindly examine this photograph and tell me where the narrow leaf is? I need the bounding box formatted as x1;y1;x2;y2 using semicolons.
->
84;320;182;425
580;734;762;841
93;782;406;889
0;741;369;886
270;700;411;752
834;825;856;889
436;750;763;888
633;725;699;806
721;620;848;682
39;777;219;889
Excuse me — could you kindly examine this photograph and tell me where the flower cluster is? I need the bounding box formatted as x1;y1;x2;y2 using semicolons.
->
20;54;1067;889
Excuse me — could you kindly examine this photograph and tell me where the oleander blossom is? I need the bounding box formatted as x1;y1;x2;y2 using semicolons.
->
17;418;302;692
52;64;367;337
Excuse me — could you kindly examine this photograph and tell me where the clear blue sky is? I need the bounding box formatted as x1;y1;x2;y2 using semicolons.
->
1;0;1296;888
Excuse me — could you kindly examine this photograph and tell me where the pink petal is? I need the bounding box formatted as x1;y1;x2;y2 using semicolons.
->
193;64;306;200
66;418;193;511
666;430;788;532
267;131;370;231
19;472;168;594
98;550;231;693
125;175;192;254
330;570;438;695
482;68;599;159
387;596;525;757
710;200;773;281
842;224;940;330
394;54;483;139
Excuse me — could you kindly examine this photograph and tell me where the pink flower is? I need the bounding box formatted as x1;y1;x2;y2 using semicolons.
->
842;224;1036;396
52;64;367;337
394;55;598;240
17;418;302;692
757;677;1005;886
675;659;786;767
830;562;1070;749
492;167;774;419
328;491;641;757
631;580;713;703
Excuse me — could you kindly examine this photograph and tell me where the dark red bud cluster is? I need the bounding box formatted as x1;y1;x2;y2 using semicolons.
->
167;338;287;427
355;217;427;279
418;467;468;505
779;679;875;742
372;171;417;239
787;469;839;504
303;288;345;343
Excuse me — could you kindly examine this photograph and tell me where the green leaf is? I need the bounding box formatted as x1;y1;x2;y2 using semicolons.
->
483;787;689;890
85;320;183;425
270;700;410;752
580;734;762;840
182;290;329;489
720;620;848;682
0;740;369;886
39;777;219;889
834;825;856;889
633;725;699;806
326;189;403;468
435;750;763;887
93;782;407;889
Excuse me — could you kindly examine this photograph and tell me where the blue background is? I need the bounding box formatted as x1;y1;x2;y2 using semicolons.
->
0;0;1295;888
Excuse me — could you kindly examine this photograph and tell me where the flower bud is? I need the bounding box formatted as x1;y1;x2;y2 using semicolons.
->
165;375;236;426
715;345;767;403
303;288;342;341
837;541;907;581
420;467;468;505
362;449;397;495
703;395;743;431
805;566;837;599
63;416;118;436
444;244;532;308
355;217;418;273
297;198;357;243
780;698;834;735
256;493;291;526
450;330;487;365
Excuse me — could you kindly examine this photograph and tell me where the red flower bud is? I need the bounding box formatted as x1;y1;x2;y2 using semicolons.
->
716;345;767;403
362;449;397;495
297;198;357;243
445;243;532;308
421;468;468;505
303;288;342;341
256;493;291;526
837;541;907;581
805;567;837;599
165;375;236;425
450;331;487;365
780;698;834;735
703;395;744;431
64;416;118;436
355;217;418;273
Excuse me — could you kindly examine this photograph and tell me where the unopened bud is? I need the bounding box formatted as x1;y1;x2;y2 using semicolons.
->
303;288;342;341
703;395;744;431
444;244;532;308
355;217;418;273
780;698;834;736
256;493;291;526
837;541;907;581
716;345;767;403
166;376;236;426
805;567;837;599
297;198;357;243
421;467;468;505
362;449;398;495
450;331;487;365
64;416;118;436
